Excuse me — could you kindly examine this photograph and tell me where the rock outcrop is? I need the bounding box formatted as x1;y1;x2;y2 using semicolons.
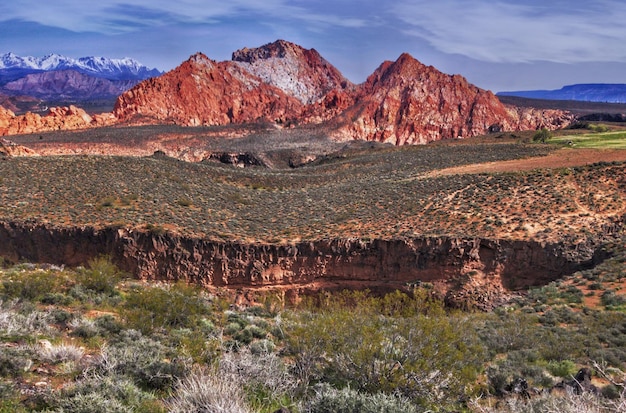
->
0;104;116;136
330;54;574;144
114;53;303;126
0;221;612;308
0;137;38;157
232;40;353;104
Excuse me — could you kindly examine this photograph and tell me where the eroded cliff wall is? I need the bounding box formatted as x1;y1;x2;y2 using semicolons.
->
0;221;612;304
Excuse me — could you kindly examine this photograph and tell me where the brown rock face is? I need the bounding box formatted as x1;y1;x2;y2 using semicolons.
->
114;53;303;126
0;221;613;308
232;39;353;104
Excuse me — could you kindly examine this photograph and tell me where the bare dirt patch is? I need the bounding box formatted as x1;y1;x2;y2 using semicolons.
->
425;148;626;177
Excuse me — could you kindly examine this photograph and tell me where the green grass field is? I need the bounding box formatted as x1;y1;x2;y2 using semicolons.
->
553;130;626;149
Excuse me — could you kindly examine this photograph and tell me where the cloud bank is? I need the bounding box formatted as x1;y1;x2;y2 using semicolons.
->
391;0;626;63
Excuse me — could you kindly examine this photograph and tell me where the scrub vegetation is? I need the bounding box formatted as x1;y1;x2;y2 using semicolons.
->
0;251;625;412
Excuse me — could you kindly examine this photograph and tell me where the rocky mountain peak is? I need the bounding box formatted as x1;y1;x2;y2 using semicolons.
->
232;40;352;104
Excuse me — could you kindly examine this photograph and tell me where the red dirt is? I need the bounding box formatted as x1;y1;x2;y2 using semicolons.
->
425;148;626;177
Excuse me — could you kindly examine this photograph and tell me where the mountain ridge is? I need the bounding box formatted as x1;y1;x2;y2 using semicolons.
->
0;52;161;81
498;83;626;104
115;40;573;144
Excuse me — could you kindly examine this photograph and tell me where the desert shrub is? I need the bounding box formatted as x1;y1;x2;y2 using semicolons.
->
167;369;252;413
546;360;577;378
303;384;419;413
470;390;623;413
284;292;482;409
49;375;164;413
218;348;297;411
533;128;552;143
601;291;626;309
0;300;52;337
249;339;276;355
1;269;65;301
77;256;124;296
70;317;100;339
94;330;189;391
0;345;33;377
94;314;123;335
0;382;26;413
37;341;85;365
122;282;210;334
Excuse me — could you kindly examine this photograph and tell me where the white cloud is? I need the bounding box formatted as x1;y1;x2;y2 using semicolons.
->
391;0;626;63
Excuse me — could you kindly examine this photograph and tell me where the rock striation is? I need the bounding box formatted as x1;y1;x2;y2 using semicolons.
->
0;221;615;308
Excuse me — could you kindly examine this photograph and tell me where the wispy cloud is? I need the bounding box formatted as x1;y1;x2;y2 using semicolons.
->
391;0;626;63
0;1;368;34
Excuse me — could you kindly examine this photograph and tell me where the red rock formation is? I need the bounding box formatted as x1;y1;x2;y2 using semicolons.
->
0;137;38;157
330;54;573;144
232;39;353;104
115;46;572;144
0;105;116;136
114;53;303;126
0;221;612;309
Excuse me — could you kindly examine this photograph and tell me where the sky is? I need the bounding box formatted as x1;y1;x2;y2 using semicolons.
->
1;0;626;93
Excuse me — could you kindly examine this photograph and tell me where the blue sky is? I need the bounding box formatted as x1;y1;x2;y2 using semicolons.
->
1;0;625;92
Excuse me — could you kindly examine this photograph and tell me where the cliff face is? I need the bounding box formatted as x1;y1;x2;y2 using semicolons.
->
0;221;610;307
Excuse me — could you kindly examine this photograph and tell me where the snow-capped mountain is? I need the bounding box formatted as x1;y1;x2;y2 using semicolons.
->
0;52;161;81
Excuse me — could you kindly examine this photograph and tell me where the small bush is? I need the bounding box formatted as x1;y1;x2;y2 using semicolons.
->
532;128;552;143
304;384;418;413
77;256;124;296
122;282;210;334
0;345;33;377
547;360;577;378
37;342;85;365
168;369;252;413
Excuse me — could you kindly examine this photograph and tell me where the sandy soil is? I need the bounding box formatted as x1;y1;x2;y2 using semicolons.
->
425;148;626;177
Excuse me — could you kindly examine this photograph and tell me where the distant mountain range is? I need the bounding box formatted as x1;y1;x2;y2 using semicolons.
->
0;53;161;112
498;84;626;104
0;53;161;82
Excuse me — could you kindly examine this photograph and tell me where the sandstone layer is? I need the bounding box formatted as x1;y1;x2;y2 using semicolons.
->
0;221;615;308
